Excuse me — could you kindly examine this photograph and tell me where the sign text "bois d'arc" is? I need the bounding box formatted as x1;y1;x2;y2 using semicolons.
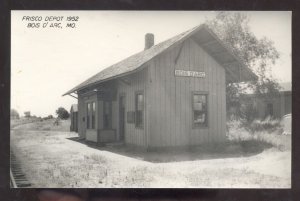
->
174;70;206;78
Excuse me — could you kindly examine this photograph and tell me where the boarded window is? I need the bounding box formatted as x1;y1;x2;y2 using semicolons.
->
103;101;112;129
135;92;144;128
193;93;208;127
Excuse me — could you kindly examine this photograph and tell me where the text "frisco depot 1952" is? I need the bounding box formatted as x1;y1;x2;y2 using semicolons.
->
22;16;64;21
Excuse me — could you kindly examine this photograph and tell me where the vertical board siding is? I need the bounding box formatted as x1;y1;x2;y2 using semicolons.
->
78;94;98;141
253;93;291;120
98;101;103;129
148;38;226;147
112;101;118;137
117;68;147;147
77;96;85;138
149;60;157;146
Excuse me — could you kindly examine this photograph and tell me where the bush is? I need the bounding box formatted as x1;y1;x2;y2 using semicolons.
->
249;116;281;133
239;102;258;126
226;119;290;150
43;115;54;120
11;109;20;119
226;120;253;141
254;131;291;151
56;107;69;120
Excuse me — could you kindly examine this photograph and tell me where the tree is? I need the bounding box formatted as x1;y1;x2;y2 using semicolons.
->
24;111;31;118
206;12;281;119
10;109;20;119
56;107;69;119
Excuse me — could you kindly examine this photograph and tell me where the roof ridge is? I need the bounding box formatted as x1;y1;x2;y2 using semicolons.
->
63;23;257;96
63;24;202;95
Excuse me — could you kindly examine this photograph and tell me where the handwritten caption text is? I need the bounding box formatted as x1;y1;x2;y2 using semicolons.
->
22;16;80;29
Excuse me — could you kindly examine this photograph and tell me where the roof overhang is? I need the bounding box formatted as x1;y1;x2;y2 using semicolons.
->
190;26;258;83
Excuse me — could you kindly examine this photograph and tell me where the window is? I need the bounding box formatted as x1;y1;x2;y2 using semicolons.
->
91;102;96;129
135;92;144;128
193;93;208;127
86;102;96;129
103;101;112;129
86;103;91;129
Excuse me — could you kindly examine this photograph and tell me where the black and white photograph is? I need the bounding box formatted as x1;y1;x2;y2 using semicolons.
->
10;11;291;188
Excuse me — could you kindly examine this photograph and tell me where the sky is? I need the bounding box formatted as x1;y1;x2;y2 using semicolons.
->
11;11;291;117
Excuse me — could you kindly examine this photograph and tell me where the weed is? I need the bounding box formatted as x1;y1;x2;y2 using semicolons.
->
227;119;291;151
83;154;107;164
249;116;281;133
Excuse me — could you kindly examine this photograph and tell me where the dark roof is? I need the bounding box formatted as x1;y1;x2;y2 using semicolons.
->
63;24;257;96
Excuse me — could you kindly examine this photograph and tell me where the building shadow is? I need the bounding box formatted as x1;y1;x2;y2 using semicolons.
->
67;137;272;163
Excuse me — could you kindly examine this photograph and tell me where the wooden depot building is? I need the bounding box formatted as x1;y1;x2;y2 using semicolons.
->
64;24;257;149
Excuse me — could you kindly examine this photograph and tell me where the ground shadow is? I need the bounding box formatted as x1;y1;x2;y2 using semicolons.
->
67;137;272;163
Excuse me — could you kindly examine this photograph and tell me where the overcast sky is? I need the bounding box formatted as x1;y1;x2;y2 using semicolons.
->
11;11;291;117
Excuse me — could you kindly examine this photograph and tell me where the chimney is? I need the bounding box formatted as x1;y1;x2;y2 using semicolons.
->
144;33;154;50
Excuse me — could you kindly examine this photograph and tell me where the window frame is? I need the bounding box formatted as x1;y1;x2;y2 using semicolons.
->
91;102;96;129
86;101;96;130
135;91;144;129
86;102;90;129
103;100;112;129
192;91;209;129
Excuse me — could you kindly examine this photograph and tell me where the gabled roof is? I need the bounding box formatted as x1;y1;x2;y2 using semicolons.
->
63;24;257;96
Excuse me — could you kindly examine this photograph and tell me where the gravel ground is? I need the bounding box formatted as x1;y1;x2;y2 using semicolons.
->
10;123;291;188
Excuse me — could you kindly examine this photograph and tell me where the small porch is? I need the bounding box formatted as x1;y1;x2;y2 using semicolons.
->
80;80;125;144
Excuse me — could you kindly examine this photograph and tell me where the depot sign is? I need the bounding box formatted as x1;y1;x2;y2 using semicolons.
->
175;70;206;78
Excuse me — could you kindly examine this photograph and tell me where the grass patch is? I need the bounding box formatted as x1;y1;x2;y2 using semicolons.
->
187;167;289;188
84;154;108;164
227;119;291;151
249;116;282;133
12;118;71;132
11;128;291;187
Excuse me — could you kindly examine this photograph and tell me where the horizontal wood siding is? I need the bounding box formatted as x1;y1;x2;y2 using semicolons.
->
117;68;148;147
148;38;226;147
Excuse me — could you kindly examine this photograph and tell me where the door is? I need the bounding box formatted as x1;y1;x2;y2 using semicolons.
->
119;95;126;141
